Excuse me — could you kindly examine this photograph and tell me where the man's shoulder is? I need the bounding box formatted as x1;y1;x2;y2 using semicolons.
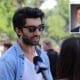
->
71;27;79;32
0;46;17;65
48;49;57;53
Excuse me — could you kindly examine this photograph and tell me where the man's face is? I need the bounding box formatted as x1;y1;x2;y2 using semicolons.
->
43;43;48;51
21;18;43;46
76;9;80;23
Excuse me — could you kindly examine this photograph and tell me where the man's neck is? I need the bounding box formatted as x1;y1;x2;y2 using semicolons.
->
18;39;35;54
18;39;37;62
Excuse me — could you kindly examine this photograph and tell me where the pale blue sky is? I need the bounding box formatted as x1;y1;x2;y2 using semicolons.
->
40;0;57;10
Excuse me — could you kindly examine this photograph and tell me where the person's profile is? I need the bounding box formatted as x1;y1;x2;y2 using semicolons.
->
70;4;80;33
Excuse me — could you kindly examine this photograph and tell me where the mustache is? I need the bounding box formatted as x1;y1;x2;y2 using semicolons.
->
31;35;40;39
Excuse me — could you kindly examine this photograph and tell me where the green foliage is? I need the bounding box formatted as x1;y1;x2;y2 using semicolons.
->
57;0;69;17
0;0;17;40
0;0;79;43
45;13;68;42
0;0;44;41
43;0;70;42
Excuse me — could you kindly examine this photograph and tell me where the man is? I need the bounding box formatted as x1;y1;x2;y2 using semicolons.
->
43;39;58;80
71;6;80;32
0;7;53;80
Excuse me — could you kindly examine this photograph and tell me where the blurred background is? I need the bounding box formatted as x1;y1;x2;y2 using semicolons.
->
0;0;80;55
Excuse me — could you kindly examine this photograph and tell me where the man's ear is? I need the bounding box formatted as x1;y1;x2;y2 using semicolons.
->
15;27;22;37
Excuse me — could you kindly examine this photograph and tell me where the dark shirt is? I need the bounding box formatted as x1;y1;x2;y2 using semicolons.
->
71;27;80;32
47;49;58;80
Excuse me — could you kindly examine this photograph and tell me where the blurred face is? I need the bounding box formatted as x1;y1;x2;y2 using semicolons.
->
43;43;48;51
76;9;80;23
21;18;44;46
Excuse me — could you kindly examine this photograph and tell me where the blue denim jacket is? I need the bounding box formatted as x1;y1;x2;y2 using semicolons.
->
0;41;53;80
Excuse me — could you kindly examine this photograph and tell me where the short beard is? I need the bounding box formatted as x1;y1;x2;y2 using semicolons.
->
22;34;40;46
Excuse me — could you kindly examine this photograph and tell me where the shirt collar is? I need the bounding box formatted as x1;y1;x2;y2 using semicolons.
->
76;22;80;28
13;40;41;58
13;40;24;58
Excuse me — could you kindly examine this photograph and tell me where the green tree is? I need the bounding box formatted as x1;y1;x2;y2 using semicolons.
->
0;0;44;41
0;0;16;40
43;0;69;42
57;0;69;30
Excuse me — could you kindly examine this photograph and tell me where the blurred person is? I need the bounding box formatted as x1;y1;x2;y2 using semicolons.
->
43;39;58;80
0;7;53;80
56;37;80;80
3;41;12;52
71;6;80;32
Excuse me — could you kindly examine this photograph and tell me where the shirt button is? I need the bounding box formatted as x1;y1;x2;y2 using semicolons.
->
20;75;22;78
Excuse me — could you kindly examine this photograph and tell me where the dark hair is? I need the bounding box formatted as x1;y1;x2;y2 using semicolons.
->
3;42;12;49
76;6;80;11
76;6;80;13
56;37;80;80
43;39;53;48
13;7;44;30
